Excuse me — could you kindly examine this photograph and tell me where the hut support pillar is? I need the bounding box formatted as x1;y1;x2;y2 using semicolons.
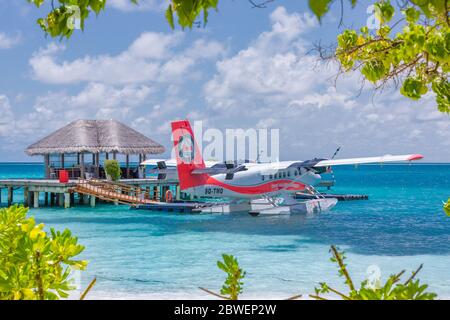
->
95;153;100;178
126;154;130;179
64;193;70;209
7;187;13;206
90;195;96;208
44;154;50;179
80;153;85;180
44;192;49;206
61;154;65;169
145;186;150;200
156;185;161;201
50;193;55;207
105;153;109;160
113;152;117;160
23;187;29;207
143;154;147;178
176;185;181;201
33;192;39;208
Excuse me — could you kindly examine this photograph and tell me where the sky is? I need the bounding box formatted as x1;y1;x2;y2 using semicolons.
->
0;0;449;162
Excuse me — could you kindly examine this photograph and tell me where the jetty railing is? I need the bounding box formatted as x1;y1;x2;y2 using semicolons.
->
73;179;159;206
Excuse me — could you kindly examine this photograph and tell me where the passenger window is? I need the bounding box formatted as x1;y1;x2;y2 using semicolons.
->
262;175;265;181
294;170;298;176
282;172;286;178
269;174;273;179
287;171;291;177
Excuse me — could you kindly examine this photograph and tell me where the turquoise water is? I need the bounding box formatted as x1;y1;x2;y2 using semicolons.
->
1;163;450;299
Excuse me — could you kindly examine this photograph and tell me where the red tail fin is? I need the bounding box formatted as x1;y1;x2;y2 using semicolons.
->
171;120;208;190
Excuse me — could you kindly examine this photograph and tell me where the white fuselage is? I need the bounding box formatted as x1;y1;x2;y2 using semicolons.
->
185;162;322;199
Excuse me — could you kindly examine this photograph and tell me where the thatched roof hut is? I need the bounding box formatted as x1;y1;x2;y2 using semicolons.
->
26;119;165;155
26;119;165;179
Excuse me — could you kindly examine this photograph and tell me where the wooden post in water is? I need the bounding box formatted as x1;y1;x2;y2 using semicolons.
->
23;187;29;207
90;195;96;207
59;193;64;207
50;193;55;207
44;192;49;206
83;194;90;205
33;191;39;208
7;187;13;206
64;193;70;209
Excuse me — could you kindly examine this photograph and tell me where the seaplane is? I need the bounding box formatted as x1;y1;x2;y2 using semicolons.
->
143;120;424;216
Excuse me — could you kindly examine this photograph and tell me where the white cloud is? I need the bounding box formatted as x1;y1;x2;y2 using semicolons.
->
3;5;448;161
203;6;450;161
12;31;227;157
29;32;225;85
2;83;154;146
0;32;21;49
0;95;14;135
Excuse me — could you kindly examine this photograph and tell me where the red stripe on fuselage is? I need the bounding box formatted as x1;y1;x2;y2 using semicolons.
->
205;177;306;195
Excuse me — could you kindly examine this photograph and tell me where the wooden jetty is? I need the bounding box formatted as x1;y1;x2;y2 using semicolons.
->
0;178;186;209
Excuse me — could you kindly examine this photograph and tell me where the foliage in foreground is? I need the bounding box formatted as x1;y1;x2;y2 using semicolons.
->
202;247;436;300
444;198;450;216
0;205;88;300
200;254;246;300
335;0;450;113
104;159;121;181
311;245;437;300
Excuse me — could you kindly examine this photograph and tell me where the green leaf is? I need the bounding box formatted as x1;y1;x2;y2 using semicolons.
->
361;60;388;82
374;1;395;24
432;80;450;113
165;4;175;29
404;7;420;23
308;0;332;22
400;77;428;100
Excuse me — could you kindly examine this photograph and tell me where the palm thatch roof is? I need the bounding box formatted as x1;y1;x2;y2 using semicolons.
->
25;119;165;156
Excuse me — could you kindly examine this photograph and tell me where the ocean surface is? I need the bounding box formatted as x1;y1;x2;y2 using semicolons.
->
1;162;450;299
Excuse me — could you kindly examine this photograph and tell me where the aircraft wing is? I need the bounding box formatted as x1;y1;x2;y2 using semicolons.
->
141;158;177;167
312;154;424;167
141;158;219;168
